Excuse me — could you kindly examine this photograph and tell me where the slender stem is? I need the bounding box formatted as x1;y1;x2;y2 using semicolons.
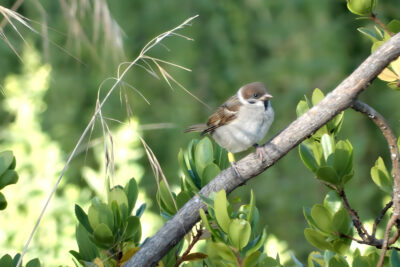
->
173;228;203;267
372;201;393;237
370;13;393;37
352;100;400;267
338;189;370;240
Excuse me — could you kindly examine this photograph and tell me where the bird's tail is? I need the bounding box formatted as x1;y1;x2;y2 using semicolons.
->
183;124;208;133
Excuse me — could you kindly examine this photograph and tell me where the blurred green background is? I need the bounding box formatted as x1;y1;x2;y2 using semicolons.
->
1;0;400;265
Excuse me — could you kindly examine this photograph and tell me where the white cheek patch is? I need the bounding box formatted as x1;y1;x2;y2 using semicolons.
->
237;87;247;105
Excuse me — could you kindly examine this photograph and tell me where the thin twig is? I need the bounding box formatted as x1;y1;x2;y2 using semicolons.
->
351;99;400;267
372;201;393;237
338;189;369;240
370;13;393;37
173;227;203;267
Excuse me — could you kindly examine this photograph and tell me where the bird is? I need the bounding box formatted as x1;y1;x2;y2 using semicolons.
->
184;82;274;178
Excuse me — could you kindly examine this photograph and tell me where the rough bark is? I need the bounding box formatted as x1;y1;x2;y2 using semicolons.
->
127;33;400;267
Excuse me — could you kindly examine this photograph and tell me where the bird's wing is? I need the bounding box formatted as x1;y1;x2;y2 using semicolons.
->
202;95;241;135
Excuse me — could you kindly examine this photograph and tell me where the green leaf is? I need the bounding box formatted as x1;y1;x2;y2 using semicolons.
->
323;191;342;214
259;256;280;267
108;187;129;220
206;241;237;264
316;166;340;185
296;100;309;117
303;207;318;228
0;254;14;267
93;223;114;246
124;178;138;215
332;208;351;234
311;88;324;106
26;258;41;267
195;137;214;175
0;151;14;175
328;255;349;267
124;216;140;242
321;134;334;163
299;143;319;172
347;0;375;16
214;190;231;233
328;112;344;135
158;180;177;214
201;163;220;186
88;202;114;231
388;20;400;34
176;191;191;209
371;40;385;53
307;252;324;267
199;208;221;239
75;204;93;234
391;250;400;267
135;203;146;218
242;251;261;267
352;254;371;267
247;189;256;223
245;228;267;257
0;170;19;190
311;204;333;233
228;219;251;250
370;157;392;194
0;192;7;210
180;252;208;262
334;140;353;179
304;228;333;251
357;27;380;42
75;223;99;261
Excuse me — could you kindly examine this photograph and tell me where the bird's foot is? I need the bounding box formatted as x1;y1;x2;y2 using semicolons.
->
228;152;246;185
253;143;267;163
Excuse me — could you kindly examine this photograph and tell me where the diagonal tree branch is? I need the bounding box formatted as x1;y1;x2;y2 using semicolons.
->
128;33;400;267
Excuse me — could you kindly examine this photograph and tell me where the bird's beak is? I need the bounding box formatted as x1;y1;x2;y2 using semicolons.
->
260;93;273;101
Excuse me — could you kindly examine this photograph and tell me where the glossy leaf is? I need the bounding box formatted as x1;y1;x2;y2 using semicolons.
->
352;254;371;267
180;252;208;262
229;219;251;250
109;187;129;220
333;140;353;179
328;255;349;267
388;20;400;34
124;178;138;215
158;180;177;214
307;252;325;267
176;191;191;209
370;157;392;194
246;189;256;224
75;224;99;261
124;216;140;241
299;143;318;172
304;228;333;251
245;228;267;257
296;100;309;117
75;204;93;234
0;170;19;190
242;251;261;267
311;88;324;106
391;250;400;267
311;204;333;233
323;191;342;214
332;208;351;234
214;190;231;233
347;0;376;16
316;166;339;185
357;27;379;42
93;223;114;246
88;202;114;231
201;163;220;186
135;203;146;218
206;241;237;264
195;137;214;175
199;208;221;239
321;134;334;162
303;207;318;228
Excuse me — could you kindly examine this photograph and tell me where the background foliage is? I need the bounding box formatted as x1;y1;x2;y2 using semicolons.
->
1;0;400;265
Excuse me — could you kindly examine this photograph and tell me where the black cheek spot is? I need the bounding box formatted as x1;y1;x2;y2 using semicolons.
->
264;100;269;110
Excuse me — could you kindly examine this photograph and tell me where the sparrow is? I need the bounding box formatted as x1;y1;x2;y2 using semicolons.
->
184;82;274;177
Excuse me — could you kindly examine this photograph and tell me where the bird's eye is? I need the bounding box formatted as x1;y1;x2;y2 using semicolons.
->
253;93;259;98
